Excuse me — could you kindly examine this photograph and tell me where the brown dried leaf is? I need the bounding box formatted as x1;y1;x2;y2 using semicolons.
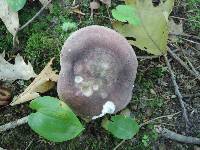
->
10;58;58;106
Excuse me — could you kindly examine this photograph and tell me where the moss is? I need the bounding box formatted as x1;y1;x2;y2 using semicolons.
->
186;0;200;33
24;33;61;72
0;22;13;53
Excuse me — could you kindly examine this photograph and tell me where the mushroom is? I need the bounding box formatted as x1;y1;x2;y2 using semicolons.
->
57;25;138;120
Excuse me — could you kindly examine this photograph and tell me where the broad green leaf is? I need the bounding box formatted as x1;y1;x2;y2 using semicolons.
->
113;0;174;56
102;115;140;139
6;0;27;12
28;96;84;142
112;5;140;26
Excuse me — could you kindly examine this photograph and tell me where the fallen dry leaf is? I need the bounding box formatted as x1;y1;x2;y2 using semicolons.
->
0;0;19;36
10;58;59;106
113;0;174;56
0;52;36;81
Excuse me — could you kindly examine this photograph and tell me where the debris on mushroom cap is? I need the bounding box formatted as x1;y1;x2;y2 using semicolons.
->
57;25;138;119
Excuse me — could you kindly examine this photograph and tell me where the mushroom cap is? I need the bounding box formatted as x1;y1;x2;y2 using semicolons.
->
57;25;138;119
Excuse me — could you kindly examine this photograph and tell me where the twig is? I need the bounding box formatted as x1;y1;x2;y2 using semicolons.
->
137;55;160;60
113;139;126;150
183;93;200;98
187;60;199;76
140;111;181;127
170;16;200;24
180;37;200;45
169;33;200;41
106;5;112;24
155;126;200;145
13;0;52;46
168;48;200;81
18;0;52;32
0;116;28;132
164;54;190;128
25;140;33;150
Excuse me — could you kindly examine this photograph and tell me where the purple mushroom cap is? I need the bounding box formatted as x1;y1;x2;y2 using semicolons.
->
57;25;138;120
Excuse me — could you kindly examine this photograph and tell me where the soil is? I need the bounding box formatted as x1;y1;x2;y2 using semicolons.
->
0;0;200;149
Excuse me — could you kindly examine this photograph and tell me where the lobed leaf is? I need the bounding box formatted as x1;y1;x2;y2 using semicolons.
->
112;0;175;56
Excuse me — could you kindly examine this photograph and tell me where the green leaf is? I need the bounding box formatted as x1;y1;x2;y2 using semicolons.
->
6;0;27;12
113;0;175;56
28;96;84;142
112;5;140;26
102;115;140;139
62;22;77;32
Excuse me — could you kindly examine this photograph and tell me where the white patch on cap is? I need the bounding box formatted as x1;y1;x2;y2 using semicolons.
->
75;76;83;84
93;84;99;91
101;92;108;99
81;86;93;97
92;101;115;120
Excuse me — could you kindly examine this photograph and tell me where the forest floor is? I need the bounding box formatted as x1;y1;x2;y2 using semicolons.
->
0;0;200;149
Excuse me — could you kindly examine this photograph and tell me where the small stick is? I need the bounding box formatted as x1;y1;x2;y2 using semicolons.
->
106;5;112;24
164;54;190;128
180;37;200;45
170;16;200;24
13;0;52;46
169;33;200;41
0;116;28;132
168;48;200;81
137;55;160;60
18;0;52;32
140;111;181;127
113;139;126;150
183;93;200;98
156;126;200;145
186;59;199;76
